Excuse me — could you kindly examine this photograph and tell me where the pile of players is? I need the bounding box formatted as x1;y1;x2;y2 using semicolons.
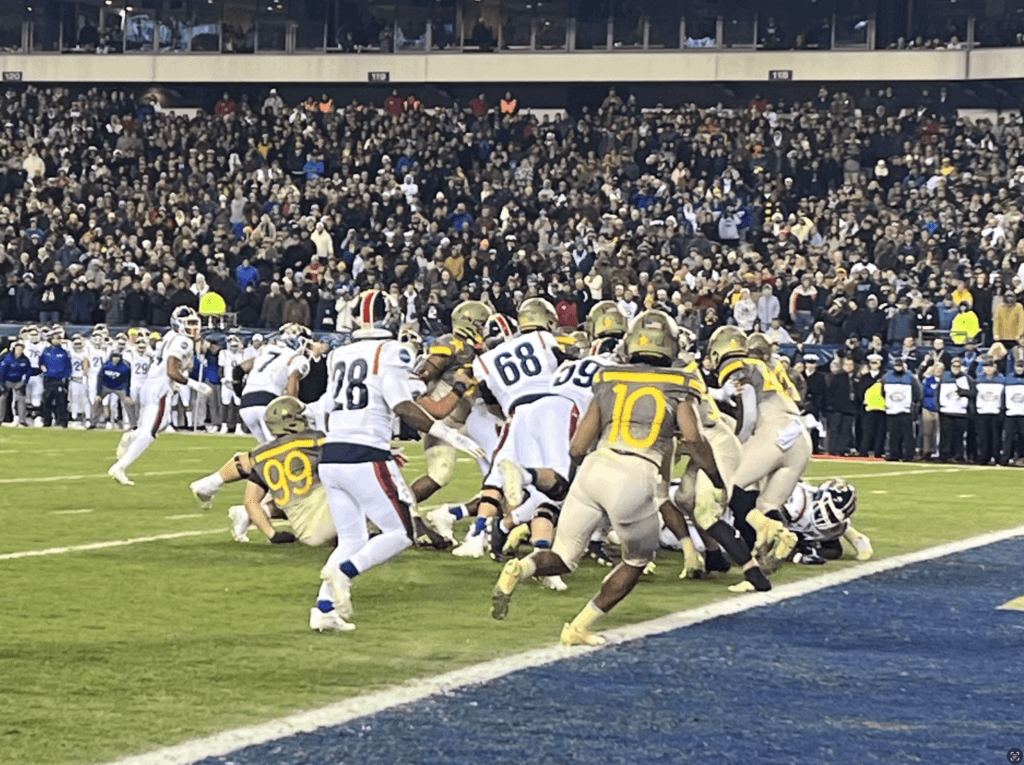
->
164;290;873;644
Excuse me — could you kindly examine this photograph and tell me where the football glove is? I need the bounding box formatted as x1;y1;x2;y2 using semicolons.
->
270;531;297;544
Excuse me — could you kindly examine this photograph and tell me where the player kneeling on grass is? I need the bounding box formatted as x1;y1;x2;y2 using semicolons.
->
490;310;729;646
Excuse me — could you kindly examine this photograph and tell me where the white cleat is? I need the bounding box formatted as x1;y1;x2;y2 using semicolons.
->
228;505;251;542
850;533;874;561
309;607;355;633
542;575;568;591
104;421;113;430
426;505;456;542
319;564;354;619
108;466;134;486
34;417;44;428
499;460;525;508
190;479;216;510
451;532;487;558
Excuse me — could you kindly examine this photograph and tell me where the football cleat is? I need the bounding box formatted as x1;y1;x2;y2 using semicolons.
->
228;506;251;543
190;478;216;510
643;561;657;575
309;607;355;633
491;558;522;620
560;622;606;647
774;529;799;560
498;461;525;508
452;532;487;558
680;540;706;580
319;564;353;619
542;575;568;591
793;549;827;565
426;505;456;543
108;465;134;486
412;515;452;550
847;531;874;561
587;540;615;567
489;520;509;563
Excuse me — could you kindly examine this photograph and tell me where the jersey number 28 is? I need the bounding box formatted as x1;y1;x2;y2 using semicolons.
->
332;359;369;411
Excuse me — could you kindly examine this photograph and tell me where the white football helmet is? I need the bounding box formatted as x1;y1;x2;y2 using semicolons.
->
812;478;857;536
226;335;244;352
71;334;85;352
170;306;202;339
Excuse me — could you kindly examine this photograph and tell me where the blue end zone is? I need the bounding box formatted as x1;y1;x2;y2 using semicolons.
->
197;539;1024;765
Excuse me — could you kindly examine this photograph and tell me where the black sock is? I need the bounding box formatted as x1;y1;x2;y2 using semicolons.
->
705;548;731;572
707;520;752;566
744;567;772;591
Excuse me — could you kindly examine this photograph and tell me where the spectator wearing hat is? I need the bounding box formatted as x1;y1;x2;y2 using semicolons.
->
973;356;1005;465
882;356;922;461
938;357;973;463
994;291;1024;344
1002;357;1024;466
859;353;887;458
887;296;917;346
826;356;860;456
920;360;944;460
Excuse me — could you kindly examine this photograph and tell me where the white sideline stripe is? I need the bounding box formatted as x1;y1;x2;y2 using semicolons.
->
165;514;204;520
0;469;197;485
52;508;94;515
0;529;226;560
102;523;1024;765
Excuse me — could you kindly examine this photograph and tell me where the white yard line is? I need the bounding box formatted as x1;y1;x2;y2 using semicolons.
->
165;514;204;520
51;508;95;515
103;523;1024;765
0;529;226;561
0;469;197;485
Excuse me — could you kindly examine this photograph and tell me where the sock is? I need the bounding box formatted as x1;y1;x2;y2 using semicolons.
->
473;517;487;536
534;539;551;549
202;472;225;492
114;429;156;471
569;600;605;632
524;468;538;487
349;530;413;574
499;519;511;534
316;582;334;612
449;504;466;521
339;561;360;579
705;548;731;572
511;504;535;525
744;566;772;592
519;556;538;579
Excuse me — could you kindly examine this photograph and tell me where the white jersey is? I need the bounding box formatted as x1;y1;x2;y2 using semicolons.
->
127;347;153;386
70;349;89;383
25;340;45;368
549;353;615;412
781;481;848;542
87;342;108;376
472;330;560;416
321;339;419;452
243;343;261;363
218;349;245;383
243;343;310;396
143;329;195;399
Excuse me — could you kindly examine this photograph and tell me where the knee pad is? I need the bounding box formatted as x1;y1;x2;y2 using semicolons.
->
233;452;251;478
425;445;456;486
478;495;502;516
541;474;570;502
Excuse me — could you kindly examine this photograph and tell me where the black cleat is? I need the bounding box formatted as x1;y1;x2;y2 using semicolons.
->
587;540;615;567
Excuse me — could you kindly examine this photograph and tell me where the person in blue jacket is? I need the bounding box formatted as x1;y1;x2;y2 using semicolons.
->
0;340;35;425
92;349;134;429
1002;357;1024;466
39;333;72;427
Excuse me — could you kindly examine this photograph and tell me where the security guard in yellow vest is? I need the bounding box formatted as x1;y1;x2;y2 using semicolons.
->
859;354;887;457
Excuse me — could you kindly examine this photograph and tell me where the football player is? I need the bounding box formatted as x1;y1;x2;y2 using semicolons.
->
218;334;246;434
407;300;491;505
490;310;729;645
746;332;801;402
452;298;564;558
314;290;486;629
86;328;109;409
22;325;46;425
235;323;313;443
67;335;91;428
706;326;809;588
108;306;209;486
125;334;153;426
772;477;872;564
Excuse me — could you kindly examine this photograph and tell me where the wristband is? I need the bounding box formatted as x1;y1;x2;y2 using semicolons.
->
451;381;468;397
186;378;202;391
428;419;454;441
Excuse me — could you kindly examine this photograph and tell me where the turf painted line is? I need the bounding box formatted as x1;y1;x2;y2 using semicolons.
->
0;529;226;560
51;508;95;515
0;469;197;484
101;522;1024;765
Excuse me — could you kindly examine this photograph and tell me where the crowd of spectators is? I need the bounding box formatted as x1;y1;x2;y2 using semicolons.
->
1;80;1024;459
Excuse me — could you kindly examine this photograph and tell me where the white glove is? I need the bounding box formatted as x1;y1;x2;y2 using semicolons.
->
428;420;486;460
710;381;737;402
187;379;212;397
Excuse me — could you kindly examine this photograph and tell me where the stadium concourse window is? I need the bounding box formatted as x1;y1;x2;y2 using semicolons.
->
643;0;680;49
28;3;62;51
685;0;719;47
759;0;830;49
155;0;223;52
0;9;24;51
977;0;1024;46
910;0;975;48
221;0;255;51
429;0;457;50
722;0;756;48
833;0;871;48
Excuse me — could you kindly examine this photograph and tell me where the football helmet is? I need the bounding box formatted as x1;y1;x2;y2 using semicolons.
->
484;314;517;349
812;478;857;535
624;310;680;361
398;328;424;367
22;325;39;343
450;300;491;341
50;324;65;341
280;323;314;357
226;335;244;352
135;336;149;352
570;330;591;354
93;323;109;338
352;289;394;339
706;326;748;371
517;297;558;333
264;395;311;438
585;301;628;340
71;334;85;352
170;306;203;339
745;332;773;363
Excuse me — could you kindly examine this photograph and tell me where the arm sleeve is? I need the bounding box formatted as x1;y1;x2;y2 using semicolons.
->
288;355;311;379
380;346;417;410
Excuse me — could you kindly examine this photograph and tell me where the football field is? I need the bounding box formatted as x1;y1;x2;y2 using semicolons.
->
1;428;1022;765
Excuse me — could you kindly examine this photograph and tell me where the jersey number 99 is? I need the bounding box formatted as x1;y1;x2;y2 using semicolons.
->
263;450;314;505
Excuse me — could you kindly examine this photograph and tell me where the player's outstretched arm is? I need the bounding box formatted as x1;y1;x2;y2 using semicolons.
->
394;400;485;459
676;400;725;491
569;400;601;462
243;480;291;542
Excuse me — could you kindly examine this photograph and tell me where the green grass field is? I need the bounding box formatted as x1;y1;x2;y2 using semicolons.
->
0;427;1021;765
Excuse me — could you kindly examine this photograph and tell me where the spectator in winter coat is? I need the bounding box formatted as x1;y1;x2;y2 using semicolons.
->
282;289;311;326
733;288;758;331
756;284;780;329
260;283;286;328
994;291;1024;343
887;296;917;345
